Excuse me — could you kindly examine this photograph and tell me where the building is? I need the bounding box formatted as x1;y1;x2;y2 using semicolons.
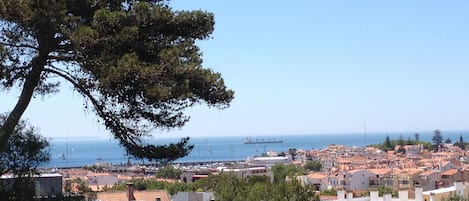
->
246;156;291;167
338;169;373;191
85;173;119;191
96;183;170;201
218;166;274;182
0;173;62;197
180;169;212;184
335;181;469;201
300;172;329;191
368;168;393;188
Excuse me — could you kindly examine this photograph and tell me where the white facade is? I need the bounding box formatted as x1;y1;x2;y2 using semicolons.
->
219;166;274;182
246;156;291;167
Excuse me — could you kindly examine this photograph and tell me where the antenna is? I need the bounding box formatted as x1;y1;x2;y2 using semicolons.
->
66;137;69;167
364;122;367;169
364;121;367;147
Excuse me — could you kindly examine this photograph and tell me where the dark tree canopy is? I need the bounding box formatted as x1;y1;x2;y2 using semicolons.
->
0;116;50;176
432;129;443;151
0;0;234;161
0;115;50;201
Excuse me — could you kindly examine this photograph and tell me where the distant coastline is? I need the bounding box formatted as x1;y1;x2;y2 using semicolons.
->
45;131;467;168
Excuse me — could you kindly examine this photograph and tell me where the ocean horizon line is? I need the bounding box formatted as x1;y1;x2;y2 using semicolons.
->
50;129;469;141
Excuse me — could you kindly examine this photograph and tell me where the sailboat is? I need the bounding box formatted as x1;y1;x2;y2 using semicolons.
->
59;153;65;160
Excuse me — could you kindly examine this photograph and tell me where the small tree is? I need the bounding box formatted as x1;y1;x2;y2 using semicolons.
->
406;137;413;145
454;134;467;150
384;134;393;151
304;160;322;172
445;138;452;144
432;129;443;151
155;165;182;180
271;164;306;184
414;133;420;142
443;192;468;201
0;115;50;200
396;135;406;154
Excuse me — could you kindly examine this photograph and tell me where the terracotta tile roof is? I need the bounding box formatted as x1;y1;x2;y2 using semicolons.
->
368;168;391;175
307;173;328;180
441;169;458;176
420;170;438;176
97;190;170;201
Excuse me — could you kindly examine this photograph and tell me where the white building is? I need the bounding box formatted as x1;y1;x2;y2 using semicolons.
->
218;166;274;182
246;156;291;167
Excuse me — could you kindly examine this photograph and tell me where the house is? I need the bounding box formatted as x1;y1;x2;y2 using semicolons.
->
392;168;423;190
85;173;118;191
96;183;170;201
404;144;423;156
338;169;373;191
440;169;460;187
368;168;392;188
440;159;463;172
418;170;441;191
300;172;329;191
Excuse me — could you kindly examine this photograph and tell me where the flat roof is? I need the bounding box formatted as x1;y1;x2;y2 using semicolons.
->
252;156;288;160
422;186;456;195
1;173;62;179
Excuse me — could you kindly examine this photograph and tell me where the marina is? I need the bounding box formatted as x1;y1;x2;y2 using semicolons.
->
244;137;283;144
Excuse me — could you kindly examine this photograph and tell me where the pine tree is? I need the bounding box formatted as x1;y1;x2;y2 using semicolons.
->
0;0;234;161
432;129;443;151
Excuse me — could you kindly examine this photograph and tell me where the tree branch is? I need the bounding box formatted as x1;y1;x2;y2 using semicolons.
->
43;66;105;117
44;66;144;151
0;41;38;51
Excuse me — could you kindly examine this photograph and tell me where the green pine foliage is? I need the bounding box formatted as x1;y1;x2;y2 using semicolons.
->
369;135;432;151
0;0;234;162
107;169;318;200
155;165;182;180
304;160;322;172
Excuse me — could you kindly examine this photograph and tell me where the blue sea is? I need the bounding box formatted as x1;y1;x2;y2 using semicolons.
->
46;131;466;168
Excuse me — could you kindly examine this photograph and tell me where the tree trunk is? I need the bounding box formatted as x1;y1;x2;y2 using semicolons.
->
0;54;47;151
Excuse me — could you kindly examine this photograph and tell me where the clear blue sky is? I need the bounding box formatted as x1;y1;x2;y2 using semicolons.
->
2;1;469;138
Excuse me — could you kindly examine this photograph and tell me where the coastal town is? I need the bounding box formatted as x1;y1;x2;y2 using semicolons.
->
1;1;468;200
5;135;469;201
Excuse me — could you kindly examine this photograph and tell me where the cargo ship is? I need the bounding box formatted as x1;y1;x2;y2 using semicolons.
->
244;137;283;144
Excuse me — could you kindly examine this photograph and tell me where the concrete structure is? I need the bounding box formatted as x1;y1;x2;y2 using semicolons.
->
398;190;408;201
336;182;469;201
369;190;378;201
246;156;291;167
180;169;212;184
415;187;423;201
171;192;215;201
0;173;62;197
